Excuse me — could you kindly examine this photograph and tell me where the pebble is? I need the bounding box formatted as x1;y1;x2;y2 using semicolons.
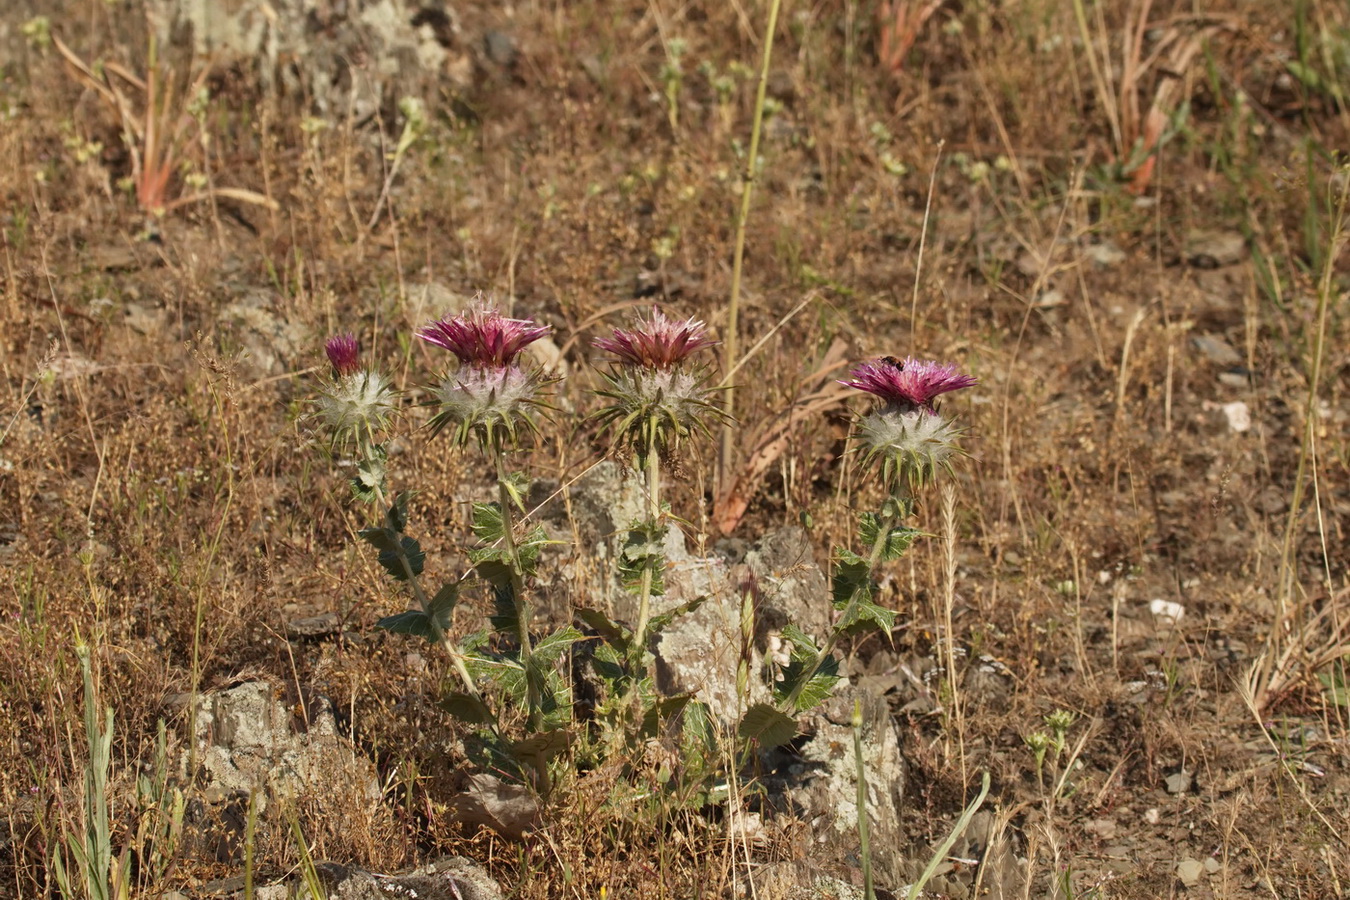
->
1185;230;1247;268
1084;240;1126;267
1176;857;1206;886
1165;770;1194;794
287;613;342;638
1191;334;1242;366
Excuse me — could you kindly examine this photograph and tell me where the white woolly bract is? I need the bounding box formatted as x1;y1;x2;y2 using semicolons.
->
858;409;960;464
435;366;536;421
318;370;396;434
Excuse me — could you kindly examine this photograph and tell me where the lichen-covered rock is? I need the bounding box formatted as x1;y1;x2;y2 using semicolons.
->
764;683;907;889
188;681;379;813
307;856;503;900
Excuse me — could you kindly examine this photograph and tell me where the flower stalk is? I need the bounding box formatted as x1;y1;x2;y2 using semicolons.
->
591;307;723;662
777;356;976;716
417;301;553;732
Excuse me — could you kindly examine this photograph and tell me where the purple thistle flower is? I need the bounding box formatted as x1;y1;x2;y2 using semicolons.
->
840;356;977;413
593;307;716;370
325;333;362;377
417;304;551;369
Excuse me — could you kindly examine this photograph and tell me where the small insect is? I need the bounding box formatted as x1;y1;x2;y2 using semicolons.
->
880;355;905;372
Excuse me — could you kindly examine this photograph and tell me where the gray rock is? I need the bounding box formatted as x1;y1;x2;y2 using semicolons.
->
1185;230;1246;268
307;856;502;900
147;0;452;118
1176;857;1205;887
766;683;907;889
483;30;516;68
1165;769;1194;794
188;682;380;815
1191;334;1242;366
286;613;341;638
216;291;306;378
1083;240;1126;267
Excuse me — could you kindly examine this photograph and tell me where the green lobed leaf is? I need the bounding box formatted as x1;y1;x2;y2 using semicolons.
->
737;703;798;750
378;535;424;581
679;699;718;776
641;693;693;739
387;491;413;532
532;626;583;666
428;581;459;630
831;552;872;610
646;594;709;637
438;692;495;725
779;623;822;655
859;513;923;562
352;450;387;504
501;470;530;512
834;594;897;635
470;502;505;544
775;653;841;712
375;610;434;641
618;519;669;596
577;607;631;647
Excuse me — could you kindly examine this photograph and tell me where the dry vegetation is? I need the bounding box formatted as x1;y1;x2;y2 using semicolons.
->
2;0;1349;897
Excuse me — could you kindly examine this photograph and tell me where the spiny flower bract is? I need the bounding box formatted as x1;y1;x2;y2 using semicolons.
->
419;303;552;452
843;356;977;492
316;333;396;445
590;306;724;465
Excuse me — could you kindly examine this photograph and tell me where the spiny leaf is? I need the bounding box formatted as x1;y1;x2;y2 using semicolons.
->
376;610;434;641
641;693;694;739
646;595;709;637
834;594;896;635
831;553;872;610
775;653;841;712
470;502;505;544
428;581;459;630
438;692;494;725
577;607;631;648
780;623;822;655
737;703;797;749
359;526;425;582
387;491;413;532
859;513;923;561
501;471;530;512
532;626;583;665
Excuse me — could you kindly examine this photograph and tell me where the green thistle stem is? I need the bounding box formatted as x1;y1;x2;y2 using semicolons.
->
494;452;539;731
782;488;908;712
360;433;485;714
634;430;662;653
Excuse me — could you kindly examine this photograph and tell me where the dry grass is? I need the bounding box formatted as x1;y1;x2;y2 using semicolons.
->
2;0;1349;897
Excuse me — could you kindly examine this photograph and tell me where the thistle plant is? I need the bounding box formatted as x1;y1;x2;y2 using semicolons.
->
315;305;579;790
592;308;721;635
740;356;977;749
586;307;726;741
416;304;574;744
315;332;486;716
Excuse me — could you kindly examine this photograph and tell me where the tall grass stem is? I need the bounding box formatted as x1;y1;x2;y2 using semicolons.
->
718;0;785;492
